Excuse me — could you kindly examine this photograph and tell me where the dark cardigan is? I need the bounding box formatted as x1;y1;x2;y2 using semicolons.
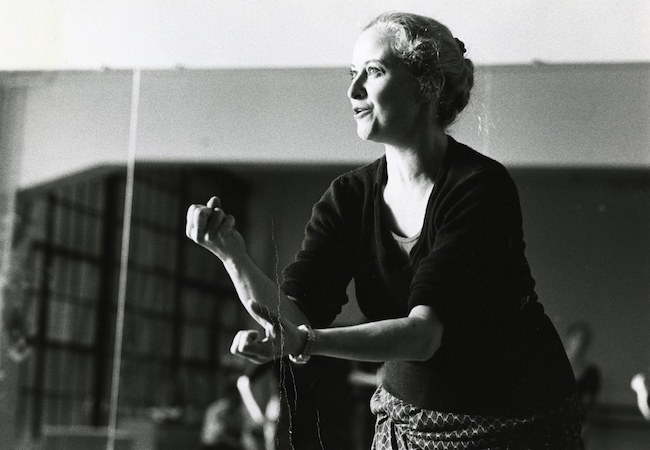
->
282;137;575;416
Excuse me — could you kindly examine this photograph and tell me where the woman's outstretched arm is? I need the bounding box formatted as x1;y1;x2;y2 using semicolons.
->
186;196;310;330
312;304;443;362
231;302;443;364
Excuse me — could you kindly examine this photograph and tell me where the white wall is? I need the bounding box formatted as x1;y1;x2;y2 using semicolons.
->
5;63;650;188
2;0;649;70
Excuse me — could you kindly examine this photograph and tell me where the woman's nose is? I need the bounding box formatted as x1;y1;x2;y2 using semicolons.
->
347;74;366;100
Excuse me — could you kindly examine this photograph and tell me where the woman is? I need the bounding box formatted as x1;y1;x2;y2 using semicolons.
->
186;12;583;449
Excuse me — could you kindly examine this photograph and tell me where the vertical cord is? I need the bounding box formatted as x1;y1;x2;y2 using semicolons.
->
106;68;140;450
479;70;494;154
270;216;296;449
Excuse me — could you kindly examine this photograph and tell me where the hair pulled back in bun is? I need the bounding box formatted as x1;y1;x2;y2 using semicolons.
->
365;12;474;128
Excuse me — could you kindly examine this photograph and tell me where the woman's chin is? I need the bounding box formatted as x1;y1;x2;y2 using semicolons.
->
355;124;375;142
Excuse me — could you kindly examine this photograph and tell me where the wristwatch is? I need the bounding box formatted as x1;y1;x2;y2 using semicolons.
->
289;324;315;364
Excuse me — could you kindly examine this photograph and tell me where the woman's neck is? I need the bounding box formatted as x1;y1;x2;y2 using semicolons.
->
381;130;448;238
384;131;448;187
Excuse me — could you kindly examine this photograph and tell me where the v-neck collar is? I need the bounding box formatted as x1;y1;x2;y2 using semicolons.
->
372;136;455;268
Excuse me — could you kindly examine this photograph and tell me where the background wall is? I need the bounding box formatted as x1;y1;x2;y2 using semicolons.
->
4;63;650;189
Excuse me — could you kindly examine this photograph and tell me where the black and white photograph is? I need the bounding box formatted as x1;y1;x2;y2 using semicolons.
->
1;1;649;449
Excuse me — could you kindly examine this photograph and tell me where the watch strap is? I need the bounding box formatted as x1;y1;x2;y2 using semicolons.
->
289;324;315;364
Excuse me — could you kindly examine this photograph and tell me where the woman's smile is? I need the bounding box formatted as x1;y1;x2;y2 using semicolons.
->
353;105;371;119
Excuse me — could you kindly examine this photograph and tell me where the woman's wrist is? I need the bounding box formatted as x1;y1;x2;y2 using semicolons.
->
289;324;315;364
221;251;252;274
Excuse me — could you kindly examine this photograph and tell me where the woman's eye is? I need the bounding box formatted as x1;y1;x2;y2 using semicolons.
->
366;67;381;76
349;69;357;79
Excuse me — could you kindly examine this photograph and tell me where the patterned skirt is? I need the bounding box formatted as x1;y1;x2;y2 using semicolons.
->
370;386;583;450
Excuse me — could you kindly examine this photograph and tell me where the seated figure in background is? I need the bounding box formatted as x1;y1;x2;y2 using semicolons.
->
237;363;281;450
201;381;244;450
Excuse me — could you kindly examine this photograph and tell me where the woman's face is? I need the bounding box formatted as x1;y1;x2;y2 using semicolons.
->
347;27;422;144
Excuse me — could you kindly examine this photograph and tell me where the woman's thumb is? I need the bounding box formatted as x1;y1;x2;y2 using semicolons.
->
206;196;221;209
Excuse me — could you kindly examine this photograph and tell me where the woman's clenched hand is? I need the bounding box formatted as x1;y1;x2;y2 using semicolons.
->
186;196;246;263
230;300;307;365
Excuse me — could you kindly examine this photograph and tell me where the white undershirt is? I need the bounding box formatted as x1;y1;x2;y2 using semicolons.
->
390;230;421;257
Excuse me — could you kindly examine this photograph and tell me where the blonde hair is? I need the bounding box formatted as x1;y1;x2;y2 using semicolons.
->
365;12;474;128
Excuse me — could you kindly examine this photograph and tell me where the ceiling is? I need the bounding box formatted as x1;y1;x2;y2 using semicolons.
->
2;0;649;71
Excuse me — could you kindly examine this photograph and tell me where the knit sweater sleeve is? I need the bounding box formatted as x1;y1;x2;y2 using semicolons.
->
408;166;533;324
281;175;360;328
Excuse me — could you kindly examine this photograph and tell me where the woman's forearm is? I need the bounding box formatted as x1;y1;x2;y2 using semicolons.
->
186;197;310;328
312;307;443;362
222;253;310;328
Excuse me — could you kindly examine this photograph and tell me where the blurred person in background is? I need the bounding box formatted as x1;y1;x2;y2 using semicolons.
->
201;381;244;450
564;321;601;446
